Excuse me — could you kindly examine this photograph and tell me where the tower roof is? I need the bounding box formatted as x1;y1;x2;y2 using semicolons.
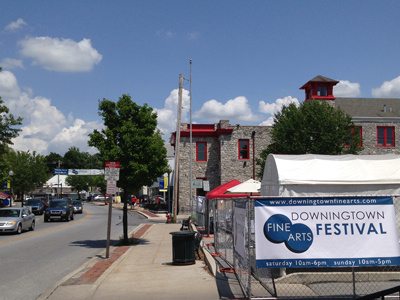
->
300;75;339;89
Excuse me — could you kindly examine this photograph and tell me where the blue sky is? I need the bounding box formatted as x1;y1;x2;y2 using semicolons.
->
1;1;400;155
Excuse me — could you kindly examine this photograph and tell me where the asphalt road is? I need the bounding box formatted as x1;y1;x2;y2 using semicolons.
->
0;202;152;300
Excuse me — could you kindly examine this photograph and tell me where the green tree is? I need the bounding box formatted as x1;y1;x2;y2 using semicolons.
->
88;94;169;244
3;149;48;203
256;100;362;178
44;152;64;175
64;149;104;199
63;146;91;169
65;175;92;199
0;97;23;156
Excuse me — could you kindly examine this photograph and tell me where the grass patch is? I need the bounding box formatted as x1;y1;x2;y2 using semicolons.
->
116;235;140;246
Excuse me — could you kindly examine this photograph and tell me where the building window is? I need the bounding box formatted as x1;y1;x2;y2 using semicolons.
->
196;142;207;161
239;139;249;160
377;127;395;147
317;86;328;96
345;126;362;147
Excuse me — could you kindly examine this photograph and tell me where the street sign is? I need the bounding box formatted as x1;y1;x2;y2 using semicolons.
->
105;162;120;168
104;161;120;181
54;168;68;175
203;180;210;191
159;176;168;190
106;180;117;194
192;179;203;189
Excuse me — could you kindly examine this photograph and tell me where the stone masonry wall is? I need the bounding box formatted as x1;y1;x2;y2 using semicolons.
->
219;125;272;187
176;123;272;212
356;122;400;155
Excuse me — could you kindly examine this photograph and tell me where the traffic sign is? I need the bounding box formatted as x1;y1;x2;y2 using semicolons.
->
105;162;120;168
106;180;117;194
105;161;120;181
54;168;68;175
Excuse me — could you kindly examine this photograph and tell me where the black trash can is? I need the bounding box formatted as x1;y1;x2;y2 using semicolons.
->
170;231;196;265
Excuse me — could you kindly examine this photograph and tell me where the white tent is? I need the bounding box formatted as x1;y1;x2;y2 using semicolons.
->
45;175;71;188
261;154;400;197
227;179;261;194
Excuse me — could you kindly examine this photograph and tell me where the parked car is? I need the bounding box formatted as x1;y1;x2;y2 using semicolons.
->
0;207;35;234
72;199;83;214
44;198;74;222
26;198;48;215
94;194;106;201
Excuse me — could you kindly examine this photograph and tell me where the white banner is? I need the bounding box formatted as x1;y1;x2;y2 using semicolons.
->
255;196;400;268
68;169;104;175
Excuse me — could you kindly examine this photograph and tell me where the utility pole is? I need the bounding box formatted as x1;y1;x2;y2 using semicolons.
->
189;59;193;213
173;74;183;223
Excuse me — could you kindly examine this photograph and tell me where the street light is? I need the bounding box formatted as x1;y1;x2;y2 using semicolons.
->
8;170;13;207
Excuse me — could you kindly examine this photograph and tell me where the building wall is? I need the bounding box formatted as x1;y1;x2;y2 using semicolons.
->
176;122;272;212
355;122;400;155
219;125;272;185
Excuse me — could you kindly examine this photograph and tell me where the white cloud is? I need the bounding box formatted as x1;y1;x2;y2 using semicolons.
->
156;29;176;38
5;18;27;31
0;70;101;155
0;70;21;99
48;119;101;154
0;58;24;70
155;88;190;138
193;96;261;123
188;32;199;39
19;37;102;72
259;117;275;126
372;76;400;98
334;80;361;97
258;96;300;115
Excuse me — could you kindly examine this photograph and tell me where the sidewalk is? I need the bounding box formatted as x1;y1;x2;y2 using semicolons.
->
38;214;221;299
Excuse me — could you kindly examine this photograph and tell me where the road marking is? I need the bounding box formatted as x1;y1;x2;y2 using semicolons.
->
0;209;92;245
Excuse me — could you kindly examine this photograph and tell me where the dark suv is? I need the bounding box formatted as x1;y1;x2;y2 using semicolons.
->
44;198;74;222
26;198;48;215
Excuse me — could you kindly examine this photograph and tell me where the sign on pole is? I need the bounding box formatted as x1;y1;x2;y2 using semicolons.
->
54;168;68;175
159;176;168;192
105;161;119;259
104;161;120;181
106;180;117;195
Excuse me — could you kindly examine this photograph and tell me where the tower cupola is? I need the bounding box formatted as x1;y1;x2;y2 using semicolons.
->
300;75;339;102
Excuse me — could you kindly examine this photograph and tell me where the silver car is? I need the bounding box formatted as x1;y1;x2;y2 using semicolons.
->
0;207;35;234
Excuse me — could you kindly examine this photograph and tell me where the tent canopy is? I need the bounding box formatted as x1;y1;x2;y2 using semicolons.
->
45;175;71;188
206;179;250;199
261;154;400;197
227;179;261;194
0;190;11;199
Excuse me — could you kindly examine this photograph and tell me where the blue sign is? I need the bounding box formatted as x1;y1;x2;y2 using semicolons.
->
54;168;68;175
159;177;165;189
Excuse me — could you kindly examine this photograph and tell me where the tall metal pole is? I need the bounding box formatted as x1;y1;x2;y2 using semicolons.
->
106;193;113;258
173;74;183;223
189;59;193;214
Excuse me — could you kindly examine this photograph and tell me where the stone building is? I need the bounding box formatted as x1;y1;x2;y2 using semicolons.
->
171;75;400;212
301;75;400;155
170;121;272;212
